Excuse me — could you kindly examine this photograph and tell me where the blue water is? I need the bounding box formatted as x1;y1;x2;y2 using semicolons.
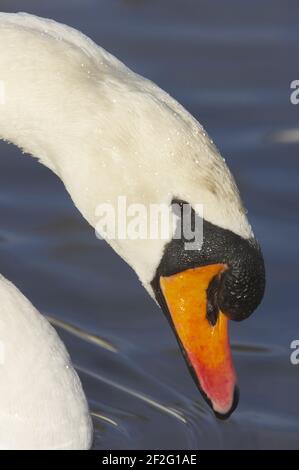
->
0;0;298;449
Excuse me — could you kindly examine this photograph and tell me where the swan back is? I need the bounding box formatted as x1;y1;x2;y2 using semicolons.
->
0;275;92;450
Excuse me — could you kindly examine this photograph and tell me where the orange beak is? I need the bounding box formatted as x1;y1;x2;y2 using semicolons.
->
160;264;238;418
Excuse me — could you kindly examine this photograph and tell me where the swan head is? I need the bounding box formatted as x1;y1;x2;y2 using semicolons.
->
0;10;265;422
150;199;265;419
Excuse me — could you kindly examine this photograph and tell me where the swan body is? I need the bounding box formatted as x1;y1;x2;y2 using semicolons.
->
0;275;92;450
0;13;265;428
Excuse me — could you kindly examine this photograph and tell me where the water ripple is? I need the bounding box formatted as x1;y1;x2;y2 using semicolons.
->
76;365;188;425
46;315;118;353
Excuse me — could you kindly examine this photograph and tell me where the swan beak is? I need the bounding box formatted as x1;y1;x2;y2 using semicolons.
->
160;264;238;418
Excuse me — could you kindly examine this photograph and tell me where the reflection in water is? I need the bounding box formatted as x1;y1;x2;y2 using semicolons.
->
47;315;118;353
0;0;298;450
77;365;188;425
270;128;299;143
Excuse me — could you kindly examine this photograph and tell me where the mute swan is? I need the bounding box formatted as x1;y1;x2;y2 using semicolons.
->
0;275;92;449
0;11;265;430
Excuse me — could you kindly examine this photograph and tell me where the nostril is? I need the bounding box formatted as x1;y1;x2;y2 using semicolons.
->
206;275;221;326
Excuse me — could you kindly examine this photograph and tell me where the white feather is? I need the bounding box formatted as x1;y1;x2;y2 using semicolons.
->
0;12;253;293
0;275;92;449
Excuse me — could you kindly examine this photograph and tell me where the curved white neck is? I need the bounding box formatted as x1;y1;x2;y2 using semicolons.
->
0;13;253;292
